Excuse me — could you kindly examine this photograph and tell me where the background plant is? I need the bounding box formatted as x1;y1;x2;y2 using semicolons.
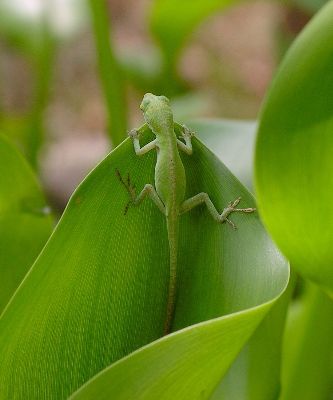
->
0;0;332;399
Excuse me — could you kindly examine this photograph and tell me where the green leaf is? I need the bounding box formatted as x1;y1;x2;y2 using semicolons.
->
211;275;294;400
69;305;272;400
181;120;287;399
0;135;52;313
255;1;333;293
188;119;256;189
0;131;288;399
70;202;288;400
280;282;333;400
89;0;127;146
149;0;238;77
149;0;236;58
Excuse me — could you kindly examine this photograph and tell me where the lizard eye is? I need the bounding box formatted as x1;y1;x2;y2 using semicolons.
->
140;93;155;111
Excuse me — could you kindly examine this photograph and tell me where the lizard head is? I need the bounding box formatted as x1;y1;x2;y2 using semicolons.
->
140;93;173;134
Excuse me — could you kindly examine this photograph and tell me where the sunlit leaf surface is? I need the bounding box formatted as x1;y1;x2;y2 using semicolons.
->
0;131;289;398
255;1;333;293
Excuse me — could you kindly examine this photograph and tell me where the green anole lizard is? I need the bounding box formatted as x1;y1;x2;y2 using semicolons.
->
117;93;256;334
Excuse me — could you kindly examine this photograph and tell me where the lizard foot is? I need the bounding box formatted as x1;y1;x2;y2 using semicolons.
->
181;125;195;140
128;129;140;139
115;169;137;215
220;197;256;229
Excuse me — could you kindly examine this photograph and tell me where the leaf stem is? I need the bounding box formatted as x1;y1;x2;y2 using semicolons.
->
26;25;55;168
89;0;127;146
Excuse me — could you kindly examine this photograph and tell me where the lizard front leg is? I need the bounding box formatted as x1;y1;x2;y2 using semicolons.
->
175;124;194;155
129;127;157;156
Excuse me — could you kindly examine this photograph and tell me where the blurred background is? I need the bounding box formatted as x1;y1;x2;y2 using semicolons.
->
0;0;327;209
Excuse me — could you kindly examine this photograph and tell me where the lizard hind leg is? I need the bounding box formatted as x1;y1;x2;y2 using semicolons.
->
116;169;166;215
180;193;256;229
133;184;166;215
115;169;137;215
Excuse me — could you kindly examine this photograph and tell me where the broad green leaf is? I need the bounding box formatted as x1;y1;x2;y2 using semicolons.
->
71;130;288;400
211;275;294;400
197;120;291;400
185;119;290;400
149;0;238;68
189;119;256;189
180;120;289;400
255;1;333;293
70;305;272;400
280;282;333;400
0;129;288;398
0;130;288;399
0;130;289;399
0;135;52;313
70;272;293;400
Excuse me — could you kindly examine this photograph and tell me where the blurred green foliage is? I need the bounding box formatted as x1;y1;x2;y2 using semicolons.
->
0;134;52;312
0;0;333;398
292;0;328;13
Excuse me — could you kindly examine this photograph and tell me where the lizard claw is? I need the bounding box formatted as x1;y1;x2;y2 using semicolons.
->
115;169;137;214
227;197;241;208
221;197;256;229
232;197;256;213
128;129;140;139
226;218;237;230
181;125;195;139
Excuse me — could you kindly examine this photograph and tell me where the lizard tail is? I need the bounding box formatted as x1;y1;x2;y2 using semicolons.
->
164;217;179;335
